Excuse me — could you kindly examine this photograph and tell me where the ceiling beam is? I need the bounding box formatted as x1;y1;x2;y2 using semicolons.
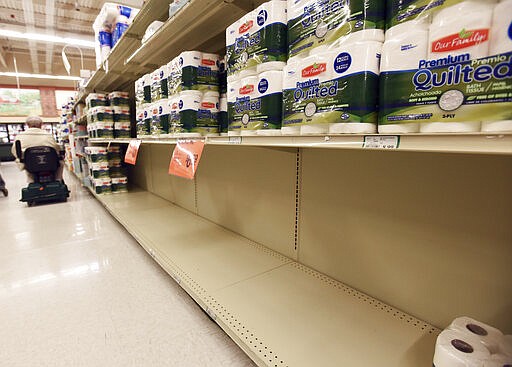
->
45;0;55;74
21;0;39;74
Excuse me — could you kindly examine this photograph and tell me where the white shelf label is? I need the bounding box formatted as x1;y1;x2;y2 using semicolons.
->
229;136;242;144
363;136;400;149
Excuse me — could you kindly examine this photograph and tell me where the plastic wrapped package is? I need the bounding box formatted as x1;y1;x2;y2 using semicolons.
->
109;91;129;106
379;0;512;133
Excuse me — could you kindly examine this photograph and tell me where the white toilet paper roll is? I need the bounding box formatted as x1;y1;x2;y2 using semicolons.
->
499;335;512;357
238;75;259;134
483;354;512;367
381;20;429;72
433;329;491;367
489;0;512;55
420;121;481;133
256;61;286;73
481;120;512;133
240;67;258;78
180;50;202;68
379;123;420;133
201;52;220;71
429;1;494;60
337;29;386;46
449;316;504;354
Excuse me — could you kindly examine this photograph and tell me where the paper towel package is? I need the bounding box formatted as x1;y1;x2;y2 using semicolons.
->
170;91;202;137
379;0;512;133
282;42;381;135
449;316;505;354
197;91;220;136
287;0;385;59
433;329;491;367
226;0;288;77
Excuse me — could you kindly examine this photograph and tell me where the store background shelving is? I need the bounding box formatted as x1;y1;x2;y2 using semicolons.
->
70;0;512;366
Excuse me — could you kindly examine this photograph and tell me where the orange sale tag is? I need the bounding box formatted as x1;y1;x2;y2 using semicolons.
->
124;139;142;165
168;140;205;179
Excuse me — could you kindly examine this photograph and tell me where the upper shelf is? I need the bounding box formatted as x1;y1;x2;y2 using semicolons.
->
88;133;512;155
77;0;258;96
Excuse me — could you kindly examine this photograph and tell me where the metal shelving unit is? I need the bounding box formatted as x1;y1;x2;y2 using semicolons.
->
80;185;439;367
88;133;512;155
73;0;512;365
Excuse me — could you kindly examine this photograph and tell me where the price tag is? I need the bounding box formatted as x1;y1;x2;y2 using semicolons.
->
124;139;142;165
363;136;400;150
168;139;205;179
229;136;242;144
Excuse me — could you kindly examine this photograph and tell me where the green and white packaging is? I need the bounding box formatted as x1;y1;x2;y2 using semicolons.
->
111;176;128;193
380;0;512;133
173;90;202;136
287;0;385;59
282;41;381;135
228;68;284;136
86;93;108;108
151;98;170;135
168;51;221;95
89;162;110;179
219;96;228;135
197;91;220;136
226;0;287;77
109;91;129;107
159;64;169;99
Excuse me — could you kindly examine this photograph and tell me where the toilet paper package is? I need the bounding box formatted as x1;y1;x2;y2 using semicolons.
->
109;91;129;107
168;52;220;94
227;79;241;135
449;316;504;354
380;0;512;133
230;70;283;135
151;69;163;102
111;177;128;193
112;14;130;47
433;329;491;367
283;42;381;135
159;64;170;99
226;0;287;77
287;0;385;59
142;73;152;103
89;162;110;179
150;99;170;135
197;91;220;135
86;93;107;109
135;77;144;106
490;0;512;56
219;57;228;95
93;178;112;195
499;335;512;357
219;96;228;135
136;106;147;137
483;354;512;367
171;91;202;136
96;121;114;139
91;106;114;123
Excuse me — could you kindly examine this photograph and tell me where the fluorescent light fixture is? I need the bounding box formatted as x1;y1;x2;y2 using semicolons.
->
0;72;82;81
2;29;95;48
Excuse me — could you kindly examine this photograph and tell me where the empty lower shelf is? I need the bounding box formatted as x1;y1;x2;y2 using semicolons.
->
88;187;439;367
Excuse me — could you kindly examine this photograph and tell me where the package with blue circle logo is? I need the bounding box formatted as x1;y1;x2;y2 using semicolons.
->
167;51;221;94
226;0;288;77
287;0;385;60
380;0;512;134
150;99;171;135
228;70;284;135
282;42;381;135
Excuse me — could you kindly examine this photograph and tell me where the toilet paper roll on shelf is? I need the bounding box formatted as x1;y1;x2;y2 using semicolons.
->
255;69;284;135
433;329;491;367
428;1;494;61
177;90;202;137
287;0;385;59
489;0;512;55
380;20;429;72
499;335;512;357
483;354;512;367
449;316;504;354
227;78;241;136
238;75;260;136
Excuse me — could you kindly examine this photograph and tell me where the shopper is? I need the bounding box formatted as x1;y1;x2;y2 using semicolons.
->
11;116;64;183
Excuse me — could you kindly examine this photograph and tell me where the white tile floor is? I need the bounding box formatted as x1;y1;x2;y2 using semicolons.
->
0;162;256;367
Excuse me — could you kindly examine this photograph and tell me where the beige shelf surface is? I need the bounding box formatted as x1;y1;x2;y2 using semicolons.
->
86;187;439;367
87;133;512;155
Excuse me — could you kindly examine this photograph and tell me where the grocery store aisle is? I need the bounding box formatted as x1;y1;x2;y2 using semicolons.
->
0;162;256;367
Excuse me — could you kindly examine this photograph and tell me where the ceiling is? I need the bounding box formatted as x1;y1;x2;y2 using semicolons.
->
0;0;143;87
